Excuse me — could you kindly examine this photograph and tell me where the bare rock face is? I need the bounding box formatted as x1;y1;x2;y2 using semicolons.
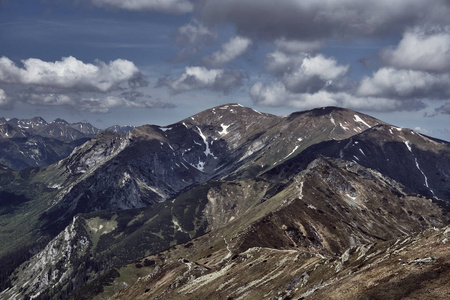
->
0;104;449;300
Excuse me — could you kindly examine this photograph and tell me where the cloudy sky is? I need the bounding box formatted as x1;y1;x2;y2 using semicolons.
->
1;0;450;140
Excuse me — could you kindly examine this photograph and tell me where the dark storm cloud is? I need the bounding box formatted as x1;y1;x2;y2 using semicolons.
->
200;0;450;41
434;102;450;115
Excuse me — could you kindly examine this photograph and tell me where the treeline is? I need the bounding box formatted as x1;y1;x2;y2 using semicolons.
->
0;243;41;292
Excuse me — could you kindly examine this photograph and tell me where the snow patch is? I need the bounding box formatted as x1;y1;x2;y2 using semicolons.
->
196;126;217;159
404;141;412;152
340;122;349;131
414;158;434;195
251;108;262;115
284;145;299;160
219;123;230;136
354;115;371;128
160;126;172;132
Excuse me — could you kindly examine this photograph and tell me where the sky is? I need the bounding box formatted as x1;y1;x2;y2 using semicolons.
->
0;0;450;141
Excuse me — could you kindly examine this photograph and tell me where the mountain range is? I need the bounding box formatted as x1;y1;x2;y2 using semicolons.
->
0;104;449;300
0;117;134;170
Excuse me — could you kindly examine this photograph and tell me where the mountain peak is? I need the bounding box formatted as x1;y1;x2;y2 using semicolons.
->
52;118;69;124
29;116;48;124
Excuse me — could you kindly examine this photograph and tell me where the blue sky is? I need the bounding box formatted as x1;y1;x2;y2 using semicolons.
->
1;0;449;140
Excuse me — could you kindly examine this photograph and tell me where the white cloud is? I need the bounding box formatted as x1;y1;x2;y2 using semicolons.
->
358;68;450;99
0;56;172;113
204;36;252;67
266;50;349;93
0;88;10;107
250;81;418;112
414;126;431;134
352;25;450;113
266;51;307;74
299;56;348;80
381;27;450;72
338;93;409;112
250;82;338;109
283;55;349;93
166;66;224;91
157;66;245;94
91;0;193;14
0;56;143;92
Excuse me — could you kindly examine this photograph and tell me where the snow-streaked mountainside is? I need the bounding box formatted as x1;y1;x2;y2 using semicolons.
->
0;104;449;300
0;117;134;170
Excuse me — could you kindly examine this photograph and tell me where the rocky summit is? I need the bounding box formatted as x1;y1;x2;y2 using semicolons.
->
0;104;449;300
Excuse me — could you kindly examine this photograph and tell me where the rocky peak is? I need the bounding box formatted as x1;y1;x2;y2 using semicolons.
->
179;103;281;151
29;116;47;124
69;122;101;136
104;125;135;134
63;130;127;175
52;118;69;124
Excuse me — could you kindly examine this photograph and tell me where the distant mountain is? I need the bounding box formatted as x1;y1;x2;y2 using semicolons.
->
104;124;135;134
0;104;449;300
0;136;89;170
0;117;133;170
69;122;101;136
